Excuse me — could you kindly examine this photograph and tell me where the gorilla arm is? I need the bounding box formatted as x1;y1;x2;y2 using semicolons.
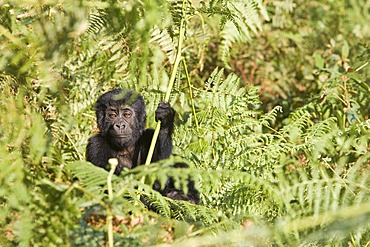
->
138;101;175;164
86;135;114;171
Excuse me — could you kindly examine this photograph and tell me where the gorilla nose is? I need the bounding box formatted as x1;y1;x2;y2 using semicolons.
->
115;122;126;129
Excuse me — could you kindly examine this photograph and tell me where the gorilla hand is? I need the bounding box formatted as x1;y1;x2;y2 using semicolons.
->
155;101;175;129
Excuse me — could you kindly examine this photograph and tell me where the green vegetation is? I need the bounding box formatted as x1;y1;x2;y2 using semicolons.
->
1;0;369;246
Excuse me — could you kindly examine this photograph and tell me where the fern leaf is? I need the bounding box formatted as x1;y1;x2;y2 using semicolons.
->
87;11;107;34
218;0;269;67
150;27;176;64
68;161;113;194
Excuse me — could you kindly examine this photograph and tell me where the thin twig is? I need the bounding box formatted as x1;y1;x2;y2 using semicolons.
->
145;2;187;165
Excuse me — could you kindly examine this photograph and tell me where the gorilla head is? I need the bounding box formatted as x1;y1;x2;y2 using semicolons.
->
95;89;146;149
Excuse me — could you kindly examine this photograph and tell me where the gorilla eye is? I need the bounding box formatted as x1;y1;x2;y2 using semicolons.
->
123;111;132;118
109;113;117;119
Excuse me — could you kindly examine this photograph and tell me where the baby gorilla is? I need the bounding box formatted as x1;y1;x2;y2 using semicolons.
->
86;88;199;204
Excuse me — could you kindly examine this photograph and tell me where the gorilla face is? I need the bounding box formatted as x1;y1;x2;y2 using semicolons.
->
105;104;138;148
95;89;146;150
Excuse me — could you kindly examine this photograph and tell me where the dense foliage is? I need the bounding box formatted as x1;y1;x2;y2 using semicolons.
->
1;0;369;246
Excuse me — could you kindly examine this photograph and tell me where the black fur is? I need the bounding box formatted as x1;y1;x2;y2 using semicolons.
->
86;88;199;204
86;89;174;174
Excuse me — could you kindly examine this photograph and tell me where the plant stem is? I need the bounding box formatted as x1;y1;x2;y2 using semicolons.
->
106;208;114;247
107;159;117;247
182;58;199;129
145;16;186;165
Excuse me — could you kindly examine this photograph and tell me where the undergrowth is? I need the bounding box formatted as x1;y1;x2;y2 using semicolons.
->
0;0;369;246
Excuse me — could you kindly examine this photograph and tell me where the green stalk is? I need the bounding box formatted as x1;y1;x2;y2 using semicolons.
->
107;159;118;247
182;58;199;129
145;17;187;165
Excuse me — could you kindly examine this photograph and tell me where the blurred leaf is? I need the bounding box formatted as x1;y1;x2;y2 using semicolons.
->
342;40;349;59
314;54;325;70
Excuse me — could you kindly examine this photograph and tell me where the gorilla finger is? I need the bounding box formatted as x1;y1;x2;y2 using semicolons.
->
158;101;170;108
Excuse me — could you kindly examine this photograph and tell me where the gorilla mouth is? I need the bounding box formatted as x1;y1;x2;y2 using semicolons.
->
113;134;130;138
108;129;131;138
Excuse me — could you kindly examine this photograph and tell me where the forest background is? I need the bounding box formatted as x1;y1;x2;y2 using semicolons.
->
0;0;369;246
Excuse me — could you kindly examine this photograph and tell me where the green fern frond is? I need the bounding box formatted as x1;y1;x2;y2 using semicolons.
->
303;117;338;154
68;161;112;194
272;0;297;28
87;11;107;34
275;159;370;242
221;182;279;218
150;27;176;64
259;106;283;126
176;68;264;172
201;68;252;112
140;191;173;218
168;0;195;28
280;111;313;141
218;0;269;67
